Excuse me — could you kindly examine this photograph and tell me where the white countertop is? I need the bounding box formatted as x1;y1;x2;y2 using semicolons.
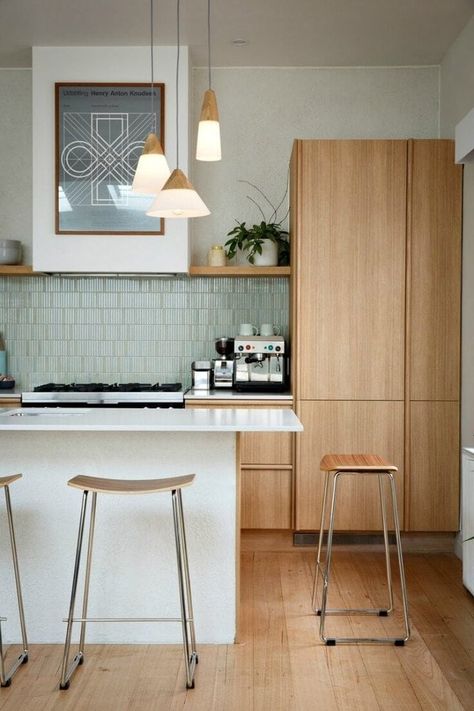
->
0;389;21;400
0;406;303;432
184;388;293;401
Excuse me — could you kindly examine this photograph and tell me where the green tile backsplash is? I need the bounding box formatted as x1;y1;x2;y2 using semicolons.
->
0;275;289;389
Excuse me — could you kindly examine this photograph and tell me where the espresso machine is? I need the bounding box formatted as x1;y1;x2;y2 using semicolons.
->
213;337;235;388
233;336;288;392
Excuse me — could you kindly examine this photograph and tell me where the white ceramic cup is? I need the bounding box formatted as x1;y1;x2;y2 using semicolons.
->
260;324;280;336
239;323;259;336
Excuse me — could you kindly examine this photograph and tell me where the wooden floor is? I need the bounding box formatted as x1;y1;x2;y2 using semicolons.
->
0;548;473;710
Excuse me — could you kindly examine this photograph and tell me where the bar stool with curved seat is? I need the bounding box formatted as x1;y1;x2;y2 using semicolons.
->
59;473;197;691
312;454;410;646
0;474;28;687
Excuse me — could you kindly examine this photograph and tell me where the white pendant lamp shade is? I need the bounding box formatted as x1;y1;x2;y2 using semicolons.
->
132;133;171;194
146;168;210;218
196;89;221;161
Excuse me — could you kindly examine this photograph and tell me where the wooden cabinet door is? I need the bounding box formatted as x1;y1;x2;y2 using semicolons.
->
296;400;404;531
240;431;292;465
241;469;292;529
294;140;407;401
408;140;462;401
408;402;460;531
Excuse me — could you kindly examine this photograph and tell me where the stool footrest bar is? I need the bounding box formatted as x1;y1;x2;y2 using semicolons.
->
63;616;193;623
316;607;390;616
324;637;408;645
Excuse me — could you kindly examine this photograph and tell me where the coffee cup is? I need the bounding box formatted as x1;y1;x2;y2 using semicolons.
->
260;324;280;336
239;323;258;336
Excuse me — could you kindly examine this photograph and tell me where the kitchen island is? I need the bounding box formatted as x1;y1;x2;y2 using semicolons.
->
0;407;302;646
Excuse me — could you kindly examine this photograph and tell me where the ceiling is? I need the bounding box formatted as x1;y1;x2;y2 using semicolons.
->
0;0;473;69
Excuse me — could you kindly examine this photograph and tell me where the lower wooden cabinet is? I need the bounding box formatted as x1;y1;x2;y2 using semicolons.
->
241;469;292;528
295;400;405;531
408;401;460;531
186;399;294;529
241;431;293;466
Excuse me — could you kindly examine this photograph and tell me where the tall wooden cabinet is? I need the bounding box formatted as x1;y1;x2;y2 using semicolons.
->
291;139;462;532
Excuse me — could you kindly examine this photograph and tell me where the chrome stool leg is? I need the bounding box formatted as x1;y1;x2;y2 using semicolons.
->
378;474;394;615
60;490;89;690
312;470;329;612
78;492;97;660
319;471;341;645
176;489;198;662
0;484;28;688
172;489;197;689
388;472;410;642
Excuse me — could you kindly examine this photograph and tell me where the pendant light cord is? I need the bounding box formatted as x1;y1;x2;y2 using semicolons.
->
176;0;180;168
150;0;155;133
207;0;212;89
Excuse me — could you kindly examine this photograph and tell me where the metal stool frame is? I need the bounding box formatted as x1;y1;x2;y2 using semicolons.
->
0;479;28;687
59;486;197;690
312;467;410;646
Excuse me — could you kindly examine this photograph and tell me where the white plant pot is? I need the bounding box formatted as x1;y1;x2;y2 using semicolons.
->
252;240;278;267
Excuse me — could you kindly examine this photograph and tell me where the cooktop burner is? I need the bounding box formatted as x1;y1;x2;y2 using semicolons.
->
33;382;182;393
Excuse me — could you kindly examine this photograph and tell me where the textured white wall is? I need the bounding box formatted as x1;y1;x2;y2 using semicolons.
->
190;66;440;264
0;70;32;263
440;17;474;446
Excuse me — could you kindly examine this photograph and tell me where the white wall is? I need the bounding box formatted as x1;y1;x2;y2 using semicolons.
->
0;70;32;263
191;66;440;264
441;16;474;446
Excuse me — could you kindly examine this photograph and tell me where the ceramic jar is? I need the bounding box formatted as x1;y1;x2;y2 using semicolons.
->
207;244;227;266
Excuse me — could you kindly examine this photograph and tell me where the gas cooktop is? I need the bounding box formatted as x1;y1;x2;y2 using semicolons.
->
32;382;182;393
22;383;184;408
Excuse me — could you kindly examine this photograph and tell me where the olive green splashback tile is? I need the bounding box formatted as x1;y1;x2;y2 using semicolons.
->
0;275;289;389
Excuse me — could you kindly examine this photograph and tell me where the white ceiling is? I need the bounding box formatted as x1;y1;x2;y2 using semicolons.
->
0;0;473;68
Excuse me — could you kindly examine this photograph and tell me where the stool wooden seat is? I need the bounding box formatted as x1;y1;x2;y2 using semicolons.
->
320;454;397;472
313;454;410;646
60;473;198;691
0;474;22;489
68;473;195;495
0;474;28;687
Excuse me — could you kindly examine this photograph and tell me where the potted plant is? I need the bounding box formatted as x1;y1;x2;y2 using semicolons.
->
225;181;290;266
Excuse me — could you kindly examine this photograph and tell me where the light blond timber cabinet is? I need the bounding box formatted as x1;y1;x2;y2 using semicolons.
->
290;139;462;532
186;400;293;528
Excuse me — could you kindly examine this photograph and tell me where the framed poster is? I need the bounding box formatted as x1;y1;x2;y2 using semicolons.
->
55;82;165;235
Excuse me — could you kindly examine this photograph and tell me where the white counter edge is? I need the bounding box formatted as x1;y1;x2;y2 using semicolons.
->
0;407;303;432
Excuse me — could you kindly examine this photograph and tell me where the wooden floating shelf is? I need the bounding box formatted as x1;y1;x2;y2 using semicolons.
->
0;265;291;278
189;266;291;277
0;265;42;276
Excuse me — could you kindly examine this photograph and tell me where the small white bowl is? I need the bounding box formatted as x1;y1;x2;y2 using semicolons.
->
0;240;22;265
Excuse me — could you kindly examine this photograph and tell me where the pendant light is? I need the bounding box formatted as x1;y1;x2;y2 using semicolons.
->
147;0;210;218
196;0;221;161
132;0;170;194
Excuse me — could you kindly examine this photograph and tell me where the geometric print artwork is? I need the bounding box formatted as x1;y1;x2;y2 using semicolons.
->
61;112;150;206
55;84;164;234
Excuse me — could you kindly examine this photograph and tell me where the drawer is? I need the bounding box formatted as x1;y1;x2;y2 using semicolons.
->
241;431;293;465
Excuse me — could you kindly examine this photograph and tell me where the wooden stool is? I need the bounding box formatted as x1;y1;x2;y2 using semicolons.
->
0;474;28;687
59;474;197;690
312;455;410;645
